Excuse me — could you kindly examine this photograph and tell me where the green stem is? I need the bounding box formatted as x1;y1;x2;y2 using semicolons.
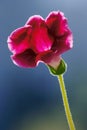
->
58;75;76;130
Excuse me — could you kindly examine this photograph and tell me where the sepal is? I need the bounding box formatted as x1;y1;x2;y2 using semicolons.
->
47;59;67;76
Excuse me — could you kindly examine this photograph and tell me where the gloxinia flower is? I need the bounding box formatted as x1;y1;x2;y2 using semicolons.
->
7;11;73;71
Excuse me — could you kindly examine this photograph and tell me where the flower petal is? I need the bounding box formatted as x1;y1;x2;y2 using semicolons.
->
7;25;32;54
25;15;54;53
25;15;44;26
46;11;69;37
11;49;37;68
37;50;61;70
51;30;73;54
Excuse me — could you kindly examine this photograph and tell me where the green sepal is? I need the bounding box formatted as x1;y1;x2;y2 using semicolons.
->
47;59;67;76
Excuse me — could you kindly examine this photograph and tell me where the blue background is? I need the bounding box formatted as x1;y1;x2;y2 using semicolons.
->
0;0;87;130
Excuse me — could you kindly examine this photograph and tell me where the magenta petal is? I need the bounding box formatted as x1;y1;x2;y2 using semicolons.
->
25;15;54;53
7;25;32;54
11;49;37;68
46;11;68;37
37;50;53;63
25;15;44;26
37;50;59;64
52;30;73;54
37;50;61;70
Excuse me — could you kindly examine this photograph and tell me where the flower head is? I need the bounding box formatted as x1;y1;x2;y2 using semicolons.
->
7;11;73;71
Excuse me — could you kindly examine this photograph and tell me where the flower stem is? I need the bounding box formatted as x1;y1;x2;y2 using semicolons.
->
58;75;76;130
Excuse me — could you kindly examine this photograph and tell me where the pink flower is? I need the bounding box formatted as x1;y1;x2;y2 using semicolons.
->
7;11;73;69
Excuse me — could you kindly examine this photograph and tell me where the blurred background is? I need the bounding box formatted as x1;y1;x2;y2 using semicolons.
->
0;0;87;130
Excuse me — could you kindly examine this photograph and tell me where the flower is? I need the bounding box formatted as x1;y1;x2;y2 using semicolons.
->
7;11;73;70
